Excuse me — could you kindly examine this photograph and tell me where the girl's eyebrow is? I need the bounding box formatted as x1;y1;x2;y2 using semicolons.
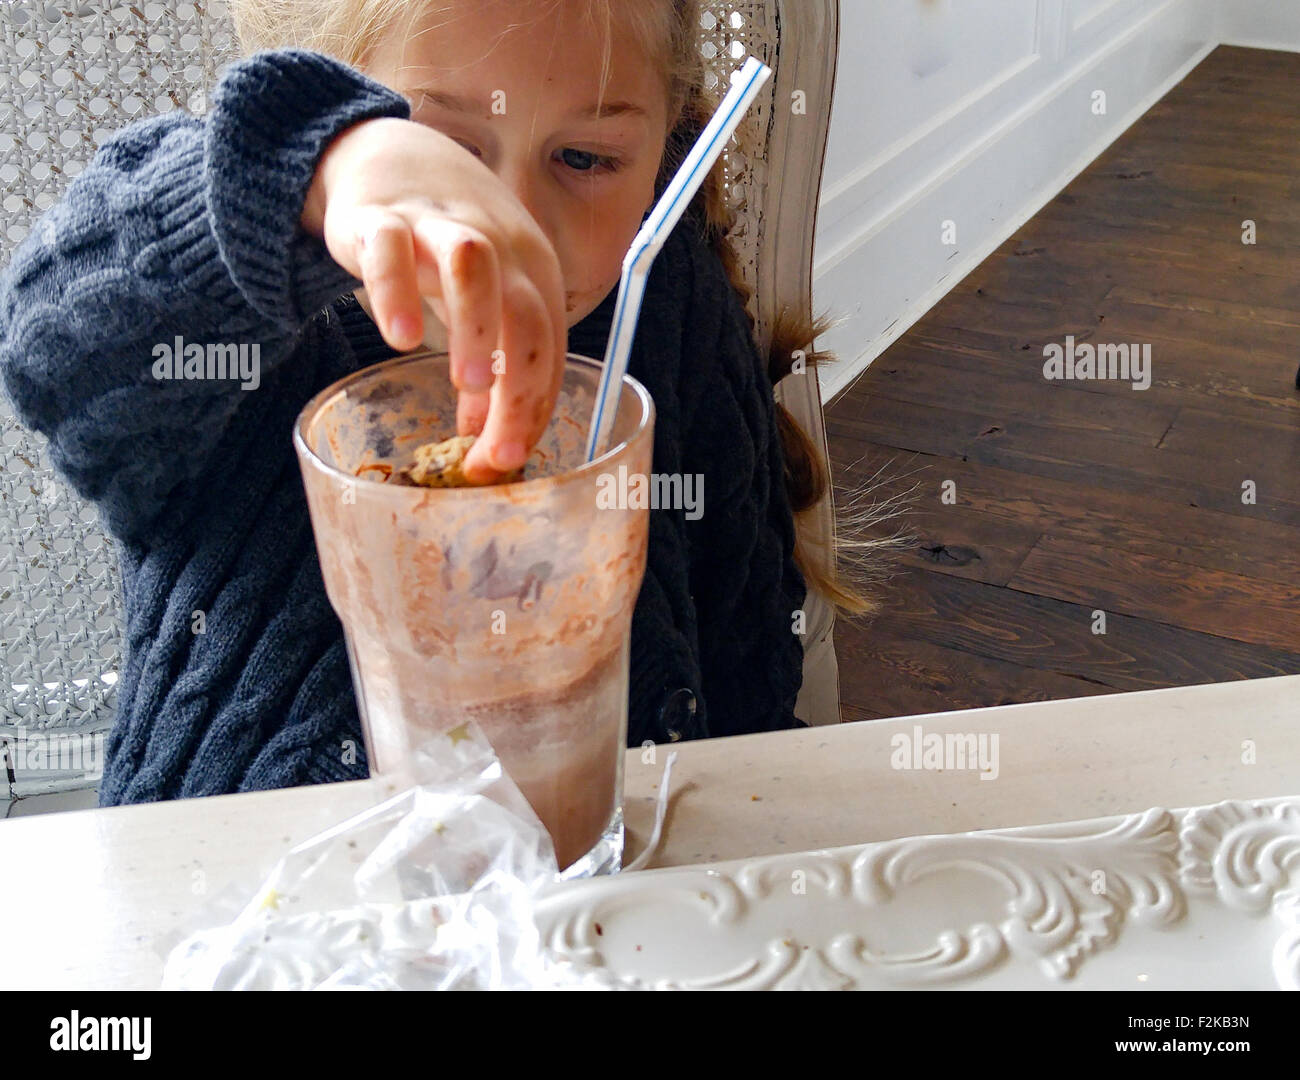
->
414;88;647;120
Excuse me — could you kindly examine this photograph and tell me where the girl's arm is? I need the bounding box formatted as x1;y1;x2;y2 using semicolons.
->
627;507;709;745
571;239;714;747
677;225;808;738
0;49;410;544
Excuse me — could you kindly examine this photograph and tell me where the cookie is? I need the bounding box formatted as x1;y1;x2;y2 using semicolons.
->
392;435;524;488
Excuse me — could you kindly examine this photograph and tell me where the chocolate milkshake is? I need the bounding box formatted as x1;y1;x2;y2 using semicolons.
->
294;352;654;876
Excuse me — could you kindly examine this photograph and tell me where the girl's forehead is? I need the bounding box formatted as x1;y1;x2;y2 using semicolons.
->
383;1;657;68
373;4;667;113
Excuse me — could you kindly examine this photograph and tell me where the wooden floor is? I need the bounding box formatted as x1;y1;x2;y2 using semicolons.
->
825;45;1300;723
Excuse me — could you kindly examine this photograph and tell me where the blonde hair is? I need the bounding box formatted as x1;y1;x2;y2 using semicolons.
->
230;0;906;618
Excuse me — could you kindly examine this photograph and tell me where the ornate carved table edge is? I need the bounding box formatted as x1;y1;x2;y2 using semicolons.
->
534;794;1300;990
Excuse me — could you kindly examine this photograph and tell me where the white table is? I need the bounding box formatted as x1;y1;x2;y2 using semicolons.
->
2;674;1296;989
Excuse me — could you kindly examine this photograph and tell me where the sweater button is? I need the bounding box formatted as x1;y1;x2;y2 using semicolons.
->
659;687;697;742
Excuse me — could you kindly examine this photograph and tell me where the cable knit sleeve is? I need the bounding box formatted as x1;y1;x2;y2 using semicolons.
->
574;216;806;745
0;49;410;545
678;226;808;739
606;228;710;746
627;508;708;744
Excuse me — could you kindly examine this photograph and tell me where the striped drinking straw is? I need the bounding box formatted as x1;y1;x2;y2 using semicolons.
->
584;55;773;463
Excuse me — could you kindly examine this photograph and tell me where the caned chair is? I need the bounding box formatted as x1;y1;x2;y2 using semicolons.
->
0;0;844;806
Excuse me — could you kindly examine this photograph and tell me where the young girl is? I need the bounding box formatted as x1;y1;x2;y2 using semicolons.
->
0;0;876;806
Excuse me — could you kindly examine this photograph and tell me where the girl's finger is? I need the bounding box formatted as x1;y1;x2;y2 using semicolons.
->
526;250;569;413
413;216;501;394
456;387;490;439
352;208;423;352
461;273;558;483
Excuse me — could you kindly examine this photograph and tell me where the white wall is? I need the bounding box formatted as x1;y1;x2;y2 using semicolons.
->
1220;0;1300;49
815;0;1229;401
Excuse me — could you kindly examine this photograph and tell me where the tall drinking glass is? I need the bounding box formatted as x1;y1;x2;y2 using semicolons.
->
293;352;654;878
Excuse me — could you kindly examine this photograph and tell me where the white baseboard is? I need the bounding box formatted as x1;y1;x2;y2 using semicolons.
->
815;0;1226;404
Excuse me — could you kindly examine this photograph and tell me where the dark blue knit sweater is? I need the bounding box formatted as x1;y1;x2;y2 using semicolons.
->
0;49;806;805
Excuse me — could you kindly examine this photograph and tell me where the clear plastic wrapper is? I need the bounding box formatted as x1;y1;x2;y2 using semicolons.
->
158;723;644;990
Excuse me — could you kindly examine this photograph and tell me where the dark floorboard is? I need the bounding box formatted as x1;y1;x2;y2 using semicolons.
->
826;45;1300;721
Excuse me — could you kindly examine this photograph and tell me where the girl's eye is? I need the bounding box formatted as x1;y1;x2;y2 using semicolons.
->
558;147;621;174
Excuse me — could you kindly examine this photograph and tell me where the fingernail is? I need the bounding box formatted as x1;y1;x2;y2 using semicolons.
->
390;313;419;345
463;358;495;391
492;441;526;471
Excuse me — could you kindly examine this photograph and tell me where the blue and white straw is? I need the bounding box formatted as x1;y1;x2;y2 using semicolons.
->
584;55;773;463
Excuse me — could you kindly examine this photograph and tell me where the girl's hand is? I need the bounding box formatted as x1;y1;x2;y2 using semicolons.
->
301;117;566;484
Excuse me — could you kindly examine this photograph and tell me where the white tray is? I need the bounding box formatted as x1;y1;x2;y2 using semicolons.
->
534;796;1300;990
